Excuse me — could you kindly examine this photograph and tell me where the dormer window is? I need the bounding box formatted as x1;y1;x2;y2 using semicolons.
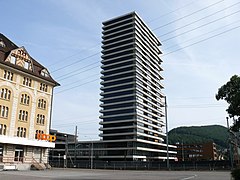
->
10;55;16;64
24;61;30;69
41;69;49;77
8;48;33;71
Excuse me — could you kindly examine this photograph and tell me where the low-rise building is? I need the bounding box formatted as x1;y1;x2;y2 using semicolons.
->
176;142;218;161
49;129;177;168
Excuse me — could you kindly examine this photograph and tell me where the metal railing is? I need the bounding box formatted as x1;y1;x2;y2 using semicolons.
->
49;159;233;171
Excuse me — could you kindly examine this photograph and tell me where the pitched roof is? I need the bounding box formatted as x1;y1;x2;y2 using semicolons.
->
0;33;59;86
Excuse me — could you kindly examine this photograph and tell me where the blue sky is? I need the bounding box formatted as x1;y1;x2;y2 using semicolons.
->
1;0;240;140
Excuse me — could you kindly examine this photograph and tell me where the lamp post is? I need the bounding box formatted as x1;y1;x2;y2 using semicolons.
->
164;96;169;170
74;126;77;167
64;134;68;168
226;117;233;170
91;141;93;170
84;136;93;169
58;153;60;168
181;140;184;162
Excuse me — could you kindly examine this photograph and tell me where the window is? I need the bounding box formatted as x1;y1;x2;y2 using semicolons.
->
20;94;30;105
16;127;27;138
10;55;16;64
40;69;49;77
22;77;32;87
0;88;11;100
35;130;44;139
3;70;13;81
38;99;46;109
40;83;48;92
0;106;8;118
18;110;28;121
0;124;7;135
23;61;30;69
36;114;45;125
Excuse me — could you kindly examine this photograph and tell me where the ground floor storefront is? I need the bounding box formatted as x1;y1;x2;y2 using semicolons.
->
0;135;54;170
0;143;49;170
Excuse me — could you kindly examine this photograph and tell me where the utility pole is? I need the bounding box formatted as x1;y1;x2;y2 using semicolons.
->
74;126;77;167
91;141;93;169
226;117;233;169
165;96;169;170
85;136;93;169
64;134;68;168
58;153;60;168
182;140;184;162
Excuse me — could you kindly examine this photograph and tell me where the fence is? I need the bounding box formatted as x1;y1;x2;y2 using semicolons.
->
49;159;233;171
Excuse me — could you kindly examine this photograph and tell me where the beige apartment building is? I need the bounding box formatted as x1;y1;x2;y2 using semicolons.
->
0;33;59;170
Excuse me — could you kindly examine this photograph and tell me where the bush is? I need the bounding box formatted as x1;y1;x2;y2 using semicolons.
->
232;169;240;180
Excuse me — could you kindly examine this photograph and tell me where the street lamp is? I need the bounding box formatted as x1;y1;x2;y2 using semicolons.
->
181;140;184;162
64;134;68;168
164;96;169;170
91;141;93;170
226;117;233;170
84;136;93;169
58;153;60;168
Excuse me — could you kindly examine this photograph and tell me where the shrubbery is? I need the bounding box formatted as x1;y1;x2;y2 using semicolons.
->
232;169;240;180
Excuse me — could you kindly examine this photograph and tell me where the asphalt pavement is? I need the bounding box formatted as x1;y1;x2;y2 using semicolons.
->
0;168;232;180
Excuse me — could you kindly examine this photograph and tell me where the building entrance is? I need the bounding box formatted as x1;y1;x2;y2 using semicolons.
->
14;146;24;162
34;147;42;162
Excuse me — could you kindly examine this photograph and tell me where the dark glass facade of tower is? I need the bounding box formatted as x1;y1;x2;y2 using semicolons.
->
99;12;176;161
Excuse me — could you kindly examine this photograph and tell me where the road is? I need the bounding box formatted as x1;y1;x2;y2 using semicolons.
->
0;169;231;180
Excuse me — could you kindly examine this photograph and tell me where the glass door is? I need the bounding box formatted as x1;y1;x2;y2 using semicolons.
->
14;146;24;162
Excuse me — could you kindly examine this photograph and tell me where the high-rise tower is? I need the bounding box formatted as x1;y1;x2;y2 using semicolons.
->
99;12;176;161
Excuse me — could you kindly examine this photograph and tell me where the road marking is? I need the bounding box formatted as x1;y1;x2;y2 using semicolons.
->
180;175;197;180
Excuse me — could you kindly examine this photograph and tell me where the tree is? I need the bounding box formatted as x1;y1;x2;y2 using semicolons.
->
216;75;240;131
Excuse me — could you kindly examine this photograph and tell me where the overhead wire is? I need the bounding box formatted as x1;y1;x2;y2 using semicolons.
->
53;120;98;128
50;1;236;137
158;1;240;38
52;1;237;86
54;23;240;93
147;0;196;23
52;114;99;122
57;64;100;81
62;72;100;87
51;52;100;73
169;105;225;109
53;2;240;81
51;1;240;94
47;0;198;71
55;61;101;80
47;43;101;68
55;78;99;94
162;24;240;57
152;0;224;31
49;0;220;76
54;21;240;93
48;0;224;84
48;0;222;75
161;9;240;42
163;18;240;51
